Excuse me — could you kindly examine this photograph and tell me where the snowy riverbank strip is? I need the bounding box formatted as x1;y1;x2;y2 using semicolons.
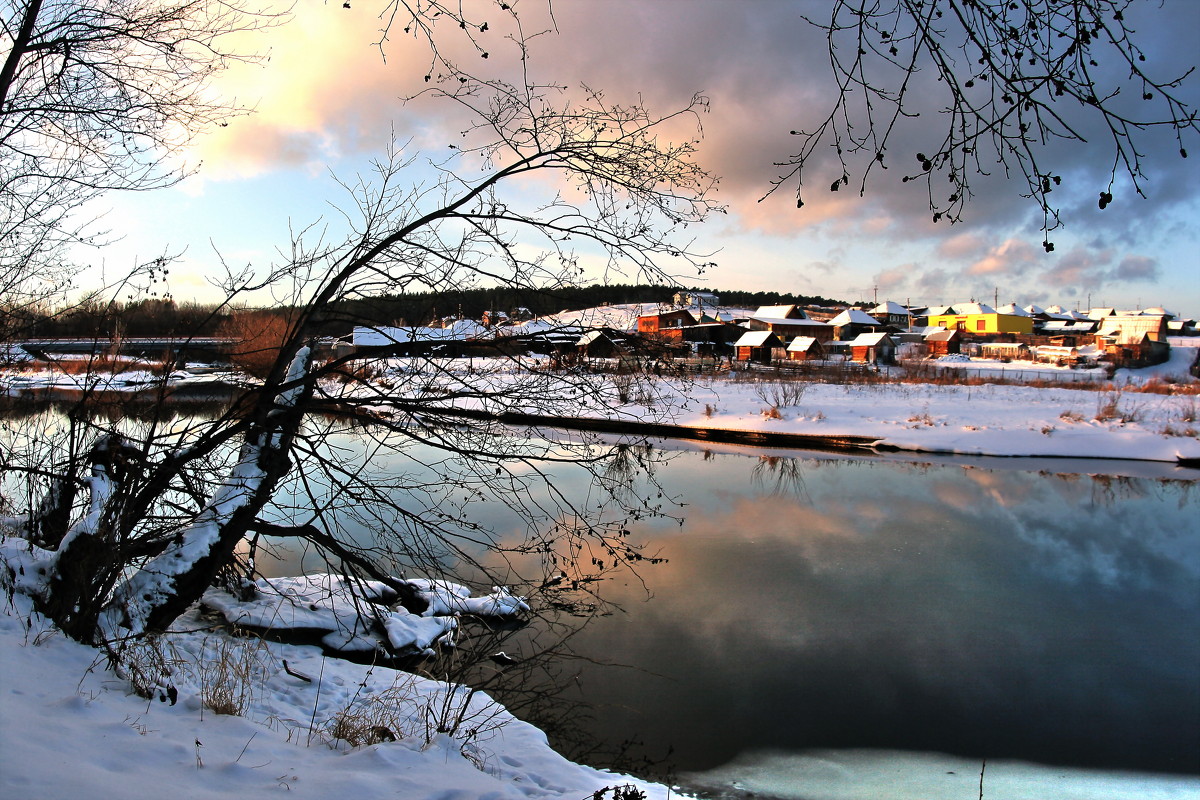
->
4;344;1198;465
344;361;1200;466
0;593;669;800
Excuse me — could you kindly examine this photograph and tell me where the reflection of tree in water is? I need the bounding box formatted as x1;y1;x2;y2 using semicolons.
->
597;442;681;514
425;605;679;781
751;454;811;502
1087;473;1198;509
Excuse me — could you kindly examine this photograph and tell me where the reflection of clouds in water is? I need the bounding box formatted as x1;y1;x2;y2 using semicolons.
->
682;748;1200;800
565;454;1199;773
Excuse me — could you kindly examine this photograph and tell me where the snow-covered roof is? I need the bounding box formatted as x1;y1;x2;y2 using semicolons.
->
733;330;778;347
786;336;819;351
754;304;803;319
1023;304;1047;315
1041;321;1096;332
750;316;829;328
576;330;608;346
849;331;891;346
830;308;881;326
870;300;911;316
948;302;997;316
995;303;1032;317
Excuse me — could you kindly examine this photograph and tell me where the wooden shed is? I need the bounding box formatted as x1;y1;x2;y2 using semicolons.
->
924;328;961;356
848;331;896;365
785;336;823;361
733;330;783;363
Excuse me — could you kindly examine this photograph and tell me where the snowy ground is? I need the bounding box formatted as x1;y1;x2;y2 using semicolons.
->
0;593;666;800
331;338;1200;466
4;576;1199;800
4;339;1197;464
2;341;1198;799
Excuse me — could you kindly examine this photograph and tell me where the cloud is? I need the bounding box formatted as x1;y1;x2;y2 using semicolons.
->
1115;256;1160;281
150;0;1199;312
873;264;914;294
966;239;1040;277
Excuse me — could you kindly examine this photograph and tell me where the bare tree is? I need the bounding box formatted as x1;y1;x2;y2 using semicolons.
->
0;67;716;647
0;0;279;337
778;0;1198;249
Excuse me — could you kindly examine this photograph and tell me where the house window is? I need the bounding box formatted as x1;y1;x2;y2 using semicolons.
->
976;319;986;331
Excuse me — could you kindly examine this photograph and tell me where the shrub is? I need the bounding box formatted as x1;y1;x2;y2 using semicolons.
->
216;310;295;378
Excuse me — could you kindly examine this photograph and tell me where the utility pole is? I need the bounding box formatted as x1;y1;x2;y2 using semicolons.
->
994;287;999;308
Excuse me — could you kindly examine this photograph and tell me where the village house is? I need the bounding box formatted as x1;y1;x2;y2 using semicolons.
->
576;329;626;359
733;330;783;363
1096;312;1170;343
847;331;896;365
636;308;697;340
869;301;913;330
924;328;962;356
976;341;1030;361
785;336;823;361
828;308;882;340
747;314;834;343
926;303;1034;335
673;291;720;309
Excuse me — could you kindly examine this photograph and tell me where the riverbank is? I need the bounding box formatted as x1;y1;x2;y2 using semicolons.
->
3;342;1198;465
0;594;670;800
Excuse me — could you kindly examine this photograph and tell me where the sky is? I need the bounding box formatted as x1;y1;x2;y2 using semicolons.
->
87;0;1200;316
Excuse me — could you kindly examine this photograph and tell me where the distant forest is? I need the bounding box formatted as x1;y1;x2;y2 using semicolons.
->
14;285;848;339
330;284;847;328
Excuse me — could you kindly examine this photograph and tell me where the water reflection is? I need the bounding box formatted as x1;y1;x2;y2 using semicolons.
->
253;432;1199;777
526;449;1199;777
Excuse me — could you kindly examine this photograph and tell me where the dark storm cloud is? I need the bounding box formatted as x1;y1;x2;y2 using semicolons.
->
539;1;1199;251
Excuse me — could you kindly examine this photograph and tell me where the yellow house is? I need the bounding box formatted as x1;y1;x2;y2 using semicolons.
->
926;303;1034;335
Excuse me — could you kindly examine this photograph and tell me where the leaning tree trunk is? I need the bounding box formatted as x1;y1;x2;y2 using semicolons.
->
39;436;140;642
96;346;314;640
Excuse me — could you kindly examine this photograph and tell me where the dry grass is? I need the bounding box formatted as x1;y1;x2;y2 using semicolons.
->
1094;391;1144;424
327;686;417;747
198;632;272;716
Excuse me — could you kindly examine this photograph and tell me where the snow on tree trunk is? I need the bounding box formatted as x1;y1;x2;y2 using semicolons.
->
100;347;312;640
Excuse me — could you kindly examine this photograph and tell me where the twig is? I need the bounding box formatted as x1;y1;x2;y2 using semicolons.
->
305;656;326;746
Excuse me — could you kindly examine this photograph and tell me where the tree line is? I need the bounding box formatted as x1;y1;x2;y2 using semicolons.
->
7;285;848;341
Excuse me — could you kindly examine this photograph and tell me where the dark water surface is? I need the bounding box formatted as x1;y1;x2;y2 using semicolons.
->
478;443;1200;779
5;404;1196;781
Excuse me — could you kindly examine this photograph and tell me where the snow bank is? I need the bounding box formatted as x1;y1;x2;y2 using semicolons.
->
202;574;528;658
325;357;1200;465
0;596;667;800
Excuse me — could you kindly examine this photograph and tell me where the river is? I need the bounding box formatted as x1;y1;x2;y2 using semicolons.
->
246;424;1200;790
5;405;1198;796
